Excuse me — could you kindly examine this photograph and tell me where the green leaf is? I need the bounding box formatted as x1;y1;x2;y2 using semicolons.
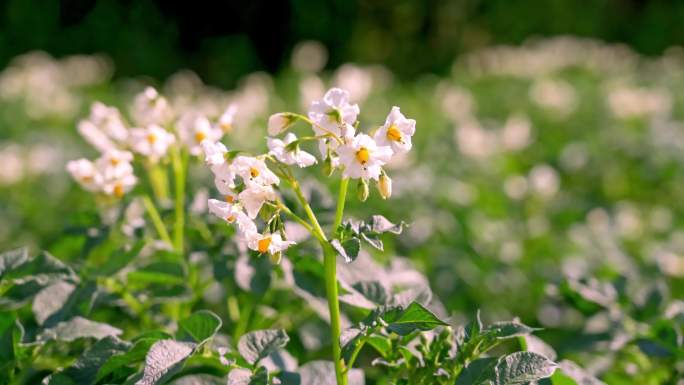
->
178;310;222;345
280;360;364;385
331;238;361;264
0;249;78;308
366;335;392;358
234;255;271;296
227;366;268;385
455;357;498;385
127;262;186;285
0;311;24;362
554;360;606;385
0;249;77;284
135;339;195;385
88;242;144;276
33;280;97;327
238;329;289;365
43;336;130;385
96;333;169;383
36;316;122;343
370;215;407;234
494;351;557;385
484;321;540;340
384;302;448;336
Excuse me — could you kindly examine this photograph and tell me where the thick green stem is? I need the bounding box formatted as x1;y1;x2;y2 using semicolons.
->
146;162;169;202
141;195;172;246
334;178;349;230
290;180;346;385
171;147;186;253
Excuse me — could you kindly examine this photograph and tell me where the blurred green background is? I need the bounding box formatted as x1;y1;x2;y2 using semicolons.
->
3;0;684;86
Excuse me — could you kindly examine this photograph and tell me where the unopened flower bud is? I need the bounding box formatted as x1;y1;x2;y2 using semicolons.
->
270;251;282;264
268;113;296;136
377;173;392;199
357;178;369;202
323;155;334;177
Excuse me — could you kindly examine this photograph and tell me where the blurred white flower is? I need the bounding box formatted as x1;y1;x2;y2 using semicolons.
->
308;88;359;137
96;149;134;180
298;75;325;110
132;86;173;126
337;134;392;180
77;120;116;153
333;64;373;103
129;125;175;162
122;198;145;236
66;158;100;192
501;114;531;151
217;104;237;133
454;119;498;159
179;115;223;156
374;106;415;156
504;175;528;200
529;164;559;198
268;133;317;168
291;41;328;73
87;102;128;142
530;78;577;116
606;84;672;119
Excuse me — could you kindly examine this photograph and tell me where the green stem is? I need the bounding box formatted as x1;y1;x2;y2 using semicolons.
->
146;162;169;202
345;335;369;374
290;180;346;385
171;147;186;253
333;178;349;230
141;195;172;246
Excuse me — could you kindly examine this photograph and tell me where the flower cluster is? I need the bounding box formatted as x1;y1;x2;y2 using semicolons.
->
67;87;237;198
203;87;415;258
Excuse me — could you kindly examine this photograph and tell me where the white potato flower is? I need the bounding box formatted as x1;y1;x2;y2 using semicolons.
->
238;183;277;219
77;120;116;153
208;198;248;226
179;115;223;156
129;125;175;162
88;102;128;142
66;158;101;192
308;88;359;137
101;172;137;198
268;133;317;168
374;106;415;155
218;104;237;133
95;149;134;180
201;140;236;188
232;156;279;187
132;86;173;126
246;232;295;255
337;134;392;180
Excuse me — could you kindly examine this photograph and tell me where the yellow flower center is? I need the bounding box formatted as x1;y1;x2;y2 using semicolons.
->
225;195;235;203
225;215;236;223
146;133;157;144
195;131;206;143
386;124;403;142
113;183;124;198
258;237;272;253
220;122;232;133
110;158;120;166
355;147;370;165
250;167;260;178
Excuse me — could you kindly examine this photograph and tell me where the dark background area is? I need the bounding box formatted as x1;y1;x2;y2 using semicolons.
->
1;0;684;87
